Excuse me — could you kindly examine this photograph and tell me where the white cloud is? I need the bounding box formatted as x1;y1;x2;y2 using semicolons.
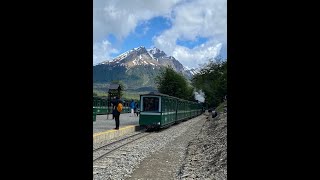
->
93;0;183;64
173;0;226;42
93;0;183;43
153;0;227;68
172;41;222;68
93;40;119;65
93;0;227;68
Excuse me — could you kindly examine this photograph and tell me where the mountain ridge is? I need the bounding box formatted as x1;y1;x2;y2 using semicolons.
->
93;46;199;91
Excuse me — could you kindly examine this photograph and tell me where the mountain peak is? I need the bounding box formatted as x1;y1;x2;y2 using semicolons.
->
148;47;167;59
95;46;193;78
150;46;160;51
133;46;146;50
132;46;147;54
93;46;196;89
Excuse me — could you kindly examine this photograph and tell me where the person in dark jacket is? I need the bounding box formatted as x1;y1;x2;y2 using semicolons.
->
111;96;123;130
111;96;116;119
134;102;139;116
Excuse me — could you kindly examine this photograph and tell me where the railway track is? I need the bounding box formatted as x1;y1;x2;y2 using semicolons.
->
93;131;150;163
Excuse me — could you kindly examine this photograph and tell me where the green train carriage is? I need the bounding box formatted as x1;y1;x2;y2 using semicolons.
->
93;96;132;115
139;93;167;129
93;96;109;115
139;92;203;129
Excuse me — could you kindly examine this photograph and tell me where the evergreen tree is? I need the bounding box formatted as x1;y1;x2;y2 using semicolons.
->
192;59;227;107
155;66;195;101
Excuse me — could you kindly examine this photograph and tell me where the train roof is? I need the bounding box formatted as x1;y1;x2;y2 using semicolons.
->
140;92;201;104
139;92;169;97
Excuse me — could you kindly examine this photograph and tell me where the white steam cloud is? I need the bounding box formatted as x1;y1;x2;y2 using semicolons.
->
194;90;205;103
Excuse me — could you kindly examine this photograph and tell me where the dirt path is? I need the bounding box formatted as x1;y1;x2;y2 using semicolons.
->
126;116;206;180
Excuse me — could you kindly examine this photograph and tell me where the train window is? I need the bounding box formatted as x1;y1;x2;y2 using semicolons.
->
142;97;160;112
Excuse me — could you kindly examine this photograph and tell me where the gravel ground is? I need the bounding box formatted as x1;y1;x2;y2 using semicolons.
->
178;112;227;180
128;115;206;180
93;115;206;180
93;112;227;180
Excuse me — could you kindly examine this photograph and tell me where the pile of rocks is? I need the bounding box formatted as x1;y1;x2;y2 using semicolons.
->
179;113;227;179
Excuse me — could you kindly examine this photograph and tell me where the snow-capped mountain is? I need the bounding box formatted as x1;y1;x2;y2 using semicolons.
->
98;46;192;74
93;46;197;90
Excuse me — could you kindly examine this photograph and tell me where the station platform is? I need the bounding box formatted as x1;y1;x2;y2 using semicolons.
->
93;113;141;144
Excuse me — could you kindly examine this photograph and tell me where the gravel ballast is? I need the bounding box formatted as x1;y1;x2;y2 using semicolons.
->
178;112;227;179
93;113;227;180
93;115;206;180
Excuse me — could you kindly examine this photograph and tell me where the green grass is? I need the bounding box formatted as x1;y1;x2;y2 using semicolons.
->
93;90;107;97
122;91;141;101
215;100;227;113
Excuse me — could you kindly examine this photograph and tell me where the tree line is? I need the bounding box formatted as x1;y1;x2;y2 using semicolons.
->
155;59;227;108
93;58;227;109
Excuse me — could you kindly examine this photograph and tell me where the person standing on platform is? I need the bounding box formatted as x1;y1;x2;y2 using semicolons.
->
129;99;135;117
134;102;139;116
111;96;123;130
111;96;116;119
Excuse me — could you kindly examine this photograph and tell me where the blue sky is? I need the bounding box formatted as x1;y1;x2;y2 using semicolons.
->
108;16;173;56
93;0;227;69
176;37;210;49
